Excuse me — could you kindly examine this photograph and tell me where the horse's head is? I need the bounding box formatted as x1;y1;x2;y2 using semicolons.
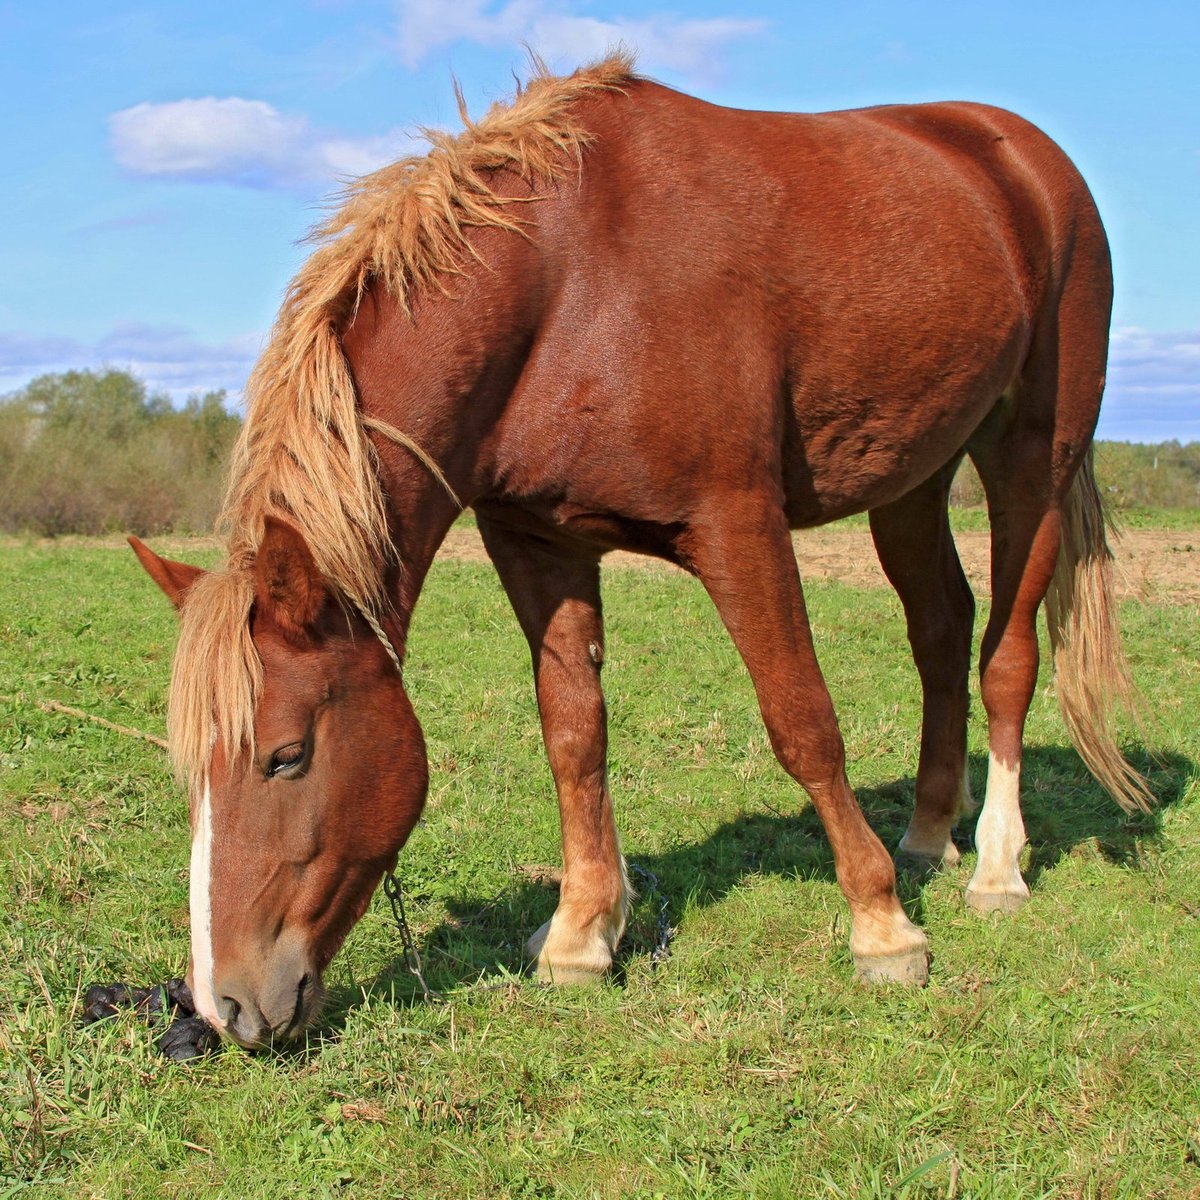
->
130;518;426;1048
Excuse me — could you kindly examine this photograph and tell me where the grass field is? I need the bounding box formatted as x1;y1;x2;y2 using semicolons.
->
1;532;1197;1198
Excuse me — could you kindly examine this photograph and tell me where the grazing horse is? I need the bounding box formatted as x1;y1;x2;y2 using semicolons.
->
130;55;1148;1049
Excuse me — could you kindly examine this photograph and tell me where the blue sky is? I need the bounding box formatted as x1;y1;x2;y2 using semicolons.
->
1;1;1197;441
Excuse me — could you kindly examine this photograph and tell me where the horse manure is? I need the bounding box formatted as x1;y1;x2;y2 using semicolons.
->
158;1015;222;1061
80;976;220;1060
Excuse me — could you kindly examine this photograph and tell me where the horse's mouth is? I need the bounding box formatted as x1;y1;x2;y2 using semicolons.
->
281;972;325;1040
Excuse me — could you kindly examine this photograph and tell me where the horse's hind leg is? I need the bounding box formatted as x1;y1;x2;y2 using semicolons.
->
686;493;928;983
477;513;629;982
869;461;976;871
966;228;1111;914
964;441;1063;913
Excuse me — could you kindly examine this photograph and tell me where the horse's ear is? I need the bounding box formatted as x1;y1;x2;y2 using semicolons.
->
254;516;329;639
128;536;205;610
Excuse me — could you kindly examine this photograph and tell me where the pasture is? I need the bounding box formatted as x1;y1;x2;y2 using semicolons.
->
1;525;1197;1198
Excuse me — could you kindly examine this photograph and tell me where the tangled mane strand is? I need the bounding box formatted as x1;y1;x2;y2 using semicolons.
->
167;53;637;787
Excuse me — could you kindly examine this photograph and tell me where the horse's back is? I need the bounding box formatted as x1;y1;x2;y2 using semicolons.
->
571;79;1092;264
510;79;1109;528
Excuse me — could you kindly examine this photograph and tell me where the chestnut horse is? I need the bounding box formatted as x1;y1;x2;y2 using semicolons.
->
130;55;1148;1048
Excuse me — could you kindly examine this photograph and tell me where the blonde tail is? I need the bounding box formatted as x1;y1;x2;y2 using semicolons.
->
1044;449;1153;812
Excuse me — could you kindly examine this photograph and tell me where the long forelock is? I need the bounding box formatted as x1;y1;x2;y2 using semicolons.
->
169;53;637;789
169;569;260;788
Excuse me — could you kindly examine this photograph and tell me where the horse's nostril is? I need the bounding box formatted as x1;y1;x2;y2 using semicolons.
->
285;974;310;1037
218;995;242;1027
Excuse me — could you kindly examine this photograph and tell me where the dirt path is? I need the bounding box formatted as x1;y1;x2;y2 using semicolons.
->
435;524;1200;606
18;523;1196;606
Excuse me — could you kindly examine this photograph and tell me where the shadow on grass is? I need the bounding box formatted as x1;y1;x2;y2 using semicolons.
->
327;742;1193;1024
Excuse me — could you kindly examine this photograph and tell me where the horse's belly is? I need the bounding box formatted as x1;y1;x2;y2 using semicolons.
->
780;310;1027;524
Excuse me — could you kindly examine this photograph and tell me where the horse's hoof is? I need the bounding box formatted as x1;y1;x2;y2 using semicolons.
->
527;920;611;985
854;949;930;987
534;960;609;985
964;886;1030;915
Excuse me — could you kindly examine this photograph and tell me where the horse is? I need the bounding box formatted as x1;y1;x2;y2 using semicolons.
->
129;53;1149;1049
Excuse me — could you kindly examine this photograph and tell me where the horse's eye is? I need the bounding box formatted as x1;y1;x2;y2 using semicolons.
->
267;742;307;778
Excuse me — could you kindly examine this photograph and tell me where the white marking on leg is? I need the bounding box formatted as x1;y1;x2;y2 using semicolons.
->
967;751;1030;906
531;852;630;984
189;776;224;1030
898;809;960;865
849;899;928;961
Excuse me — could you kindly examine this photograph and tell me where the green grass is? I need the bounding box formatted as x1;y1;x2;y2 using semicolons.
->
1107;506;1200;531
1;536;1198;1198
947;505;1200;532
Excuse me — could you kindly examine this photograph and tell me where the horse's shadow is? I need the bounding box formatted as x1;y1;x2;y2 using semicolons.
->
322;743;1190;1028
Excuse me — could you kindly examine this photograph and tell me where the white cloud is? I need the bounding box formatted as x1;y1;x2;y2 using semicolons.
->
110;97;422;191
109;6;765;190
0;324;263;405
395;0;766;79
395;0;532;65
1098;327;1200;442
1109;326;1200;390
0;332;86;373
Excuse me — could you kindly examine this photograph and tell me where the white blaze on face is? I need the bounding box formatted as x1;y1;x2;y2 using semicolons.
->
189;776;224;1030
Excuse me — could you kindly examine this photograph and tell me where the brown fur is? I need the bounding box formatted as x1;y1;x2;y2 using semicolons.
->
136;61;1158;1043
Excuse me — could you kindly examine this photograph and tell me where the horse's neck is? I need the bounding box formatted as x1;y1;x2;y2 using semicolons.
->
343;239;542;621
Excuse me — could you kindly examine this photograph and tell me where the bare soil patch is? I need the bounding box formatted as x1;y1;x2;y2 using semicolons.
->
436;524;1200;606
14;524;1193;606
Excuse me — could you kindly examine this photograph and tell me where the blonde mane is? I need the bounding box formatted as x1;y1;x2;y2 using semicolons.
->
168;53;637;786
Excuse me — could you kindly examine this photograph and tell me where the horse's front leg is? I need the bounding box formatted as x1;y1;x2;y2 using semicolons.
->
477;513;629;982
685;492;930;983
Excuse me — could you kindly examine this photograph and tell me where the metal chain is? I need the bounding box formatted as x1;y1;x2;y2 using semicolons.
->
382;860;674;1003
628;862;675;966
382;870;442;1004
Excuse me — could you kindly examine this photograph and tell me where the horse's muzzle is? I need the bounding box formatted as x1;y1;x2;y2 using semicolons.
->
205;941;322;1049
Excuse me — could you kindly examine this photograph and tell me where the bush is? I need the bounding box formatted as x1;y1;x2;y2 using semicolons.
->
0;369;240;536
950;442;1200;512
1094;440;1200;509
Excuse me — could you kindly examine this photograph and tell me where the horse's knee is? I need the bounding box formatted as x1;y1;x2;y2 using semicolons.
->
763;710;847;793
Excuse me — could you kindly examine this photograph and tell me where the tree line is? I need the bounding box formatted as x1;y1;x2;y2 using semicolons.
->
1;368;1197;536
950;440;1200;510
0;369;240;535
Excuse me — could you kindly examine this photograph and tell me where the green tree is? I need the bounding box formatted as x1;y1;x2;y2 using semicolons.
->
21;367;172;441
0;368;241;535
